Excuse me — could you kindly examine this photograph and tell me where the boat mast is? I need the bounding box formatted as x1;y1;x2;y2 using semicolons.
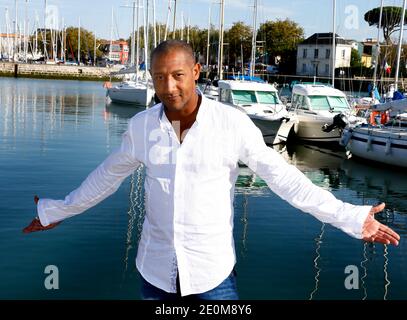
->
172;0;177;39
249;0;258;78
43;0;47;62
152;0;157;47
109;7;113;64
131;1;136;66
372;0;384;90
136;0;140;82
143;0;149;72
332;0;336;87
206;4;211;79
395;0;407;91
14;0;18;61
164;0;171;41
77;16;80;64
217;0;224;80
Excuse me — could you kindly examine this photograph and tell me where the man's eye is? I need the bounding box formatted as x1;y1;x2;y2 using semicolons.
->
176;73;184;77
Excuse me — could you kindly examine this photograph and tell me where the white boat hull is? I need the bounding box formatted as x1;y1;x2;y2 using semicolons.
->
292;113;342;142
108;84;155;106
344;126;407;167
250;116;284;145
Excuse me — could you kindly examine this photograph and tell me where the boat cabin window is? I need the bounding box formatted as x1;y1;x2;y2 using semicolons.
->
308;95;349;111
291;94;304;109
298;96;310;110
326;96;350;111
231;90;256;105
257;91;281;104
219;89;232;103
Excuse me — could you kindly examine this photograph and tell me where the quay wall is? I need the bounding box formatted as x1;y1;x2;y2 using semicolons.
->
0;62;122;81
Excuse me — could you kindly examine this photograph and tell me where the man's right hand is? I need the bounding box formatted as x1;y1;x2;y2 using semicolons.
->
22;196;61;234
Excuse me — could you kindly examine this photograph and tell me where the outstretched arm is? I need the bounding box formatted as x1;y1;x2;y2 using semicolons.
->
237;114;400;244
23;119;141;232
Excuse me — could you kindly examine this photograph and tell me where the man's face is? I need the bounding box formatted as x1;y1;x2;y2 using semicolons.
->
151;49;201;112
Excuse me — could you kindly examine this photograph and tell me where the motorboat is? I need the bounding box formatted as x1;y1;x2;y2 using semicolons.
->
217;79;290;145
288;84;365;143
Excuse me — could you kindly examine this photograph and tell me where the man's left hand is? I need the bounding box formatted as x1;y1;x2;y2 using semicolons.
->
362;203;400;246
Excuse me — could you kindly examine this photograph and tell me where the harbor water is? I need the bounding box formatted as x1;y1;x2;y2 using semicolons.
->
0;78;406;299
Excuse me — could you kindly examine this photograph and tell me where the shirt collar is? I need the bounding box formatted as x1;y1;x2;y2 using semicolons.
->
158;88;207;129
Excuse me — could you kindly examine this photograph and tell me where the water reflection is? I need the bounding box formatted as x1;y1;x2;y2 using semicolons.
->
309;223;325;300
104;101;147;121
278;143;406;300
0;79;102;149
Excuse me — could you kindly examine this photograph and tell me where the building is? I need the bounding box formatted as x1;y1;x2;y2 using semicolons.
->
99;40;129;65
296;33;352;77
357;38;379;68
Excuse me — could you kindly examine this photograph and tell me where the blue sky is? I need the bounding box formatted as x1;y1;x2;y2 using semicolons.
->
0;0;405;41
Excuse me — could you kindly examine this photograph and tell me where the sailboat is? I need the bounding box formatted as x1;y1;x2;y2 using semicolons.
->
107;0;155;106
339;0;407;167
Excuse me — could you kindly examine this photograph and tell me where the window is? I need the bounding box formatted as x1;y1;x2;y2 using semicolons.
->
302;63;307;73
257;91;281;104
342;49;346;58
325;64;330;74
326;49;330;59
308;95;350;111
292;94;304;109
303;49;307;58
314;49;319;59
220;89;232;103
299;96;310;110
231;90;256;104
327;96;350;111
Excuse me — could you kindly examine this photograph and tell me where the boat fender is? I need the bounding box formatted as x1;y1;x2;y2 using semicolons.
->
340;129;352;147
385;138;391;155
367;135;373;152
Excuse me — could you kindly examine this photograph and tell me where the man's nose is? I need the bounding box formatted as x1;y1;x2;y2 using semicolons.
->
164;76;177;93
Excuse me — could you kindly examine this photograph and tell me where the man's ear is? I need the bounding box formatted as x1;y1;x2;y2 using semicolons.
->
193;63;201;80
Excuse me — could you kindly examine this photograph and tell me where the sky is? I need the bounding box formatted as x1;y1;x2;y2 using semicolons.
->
0;0;405;42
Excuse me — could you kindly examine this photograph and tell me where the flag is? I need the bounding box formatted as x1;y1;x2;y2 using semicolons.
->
384;60;391;75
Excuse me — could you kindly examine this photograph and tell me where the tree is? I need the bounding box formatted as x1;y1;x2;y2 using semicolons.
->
257;19;304;74
224;21;252;69
65;27;100;63
350;48;362;68
364;6;407;44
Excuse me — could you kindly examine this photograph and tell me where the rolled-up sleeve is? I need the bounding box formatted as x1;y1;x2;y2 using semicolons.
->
37;119;141;226
237;113;371;239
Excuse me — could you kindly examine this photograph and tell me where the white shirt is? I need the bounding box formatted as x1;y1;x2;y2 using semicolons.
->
37;93;371;296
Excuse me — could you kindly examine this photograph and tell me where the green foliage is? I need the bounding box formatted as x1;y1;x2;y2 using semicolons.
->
257;19;304;73
364;6;407;44
65;27;101;62
350;48;362;68
224;21;252;67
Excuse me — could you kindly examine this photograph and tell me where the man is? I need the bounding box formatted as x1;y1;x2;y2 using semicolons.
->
23;40;400;300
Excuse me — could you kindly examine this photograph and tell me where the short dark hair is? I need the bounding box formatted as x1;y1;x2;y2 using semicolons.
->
150;40;196;67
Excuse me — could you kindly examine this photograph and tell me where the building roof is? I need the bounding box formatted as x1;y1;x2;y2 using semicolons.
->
300;33;353;46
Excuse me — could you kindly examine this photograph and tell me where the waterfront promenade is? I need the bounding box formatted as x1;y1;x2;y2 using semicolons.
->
0;61;122;81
